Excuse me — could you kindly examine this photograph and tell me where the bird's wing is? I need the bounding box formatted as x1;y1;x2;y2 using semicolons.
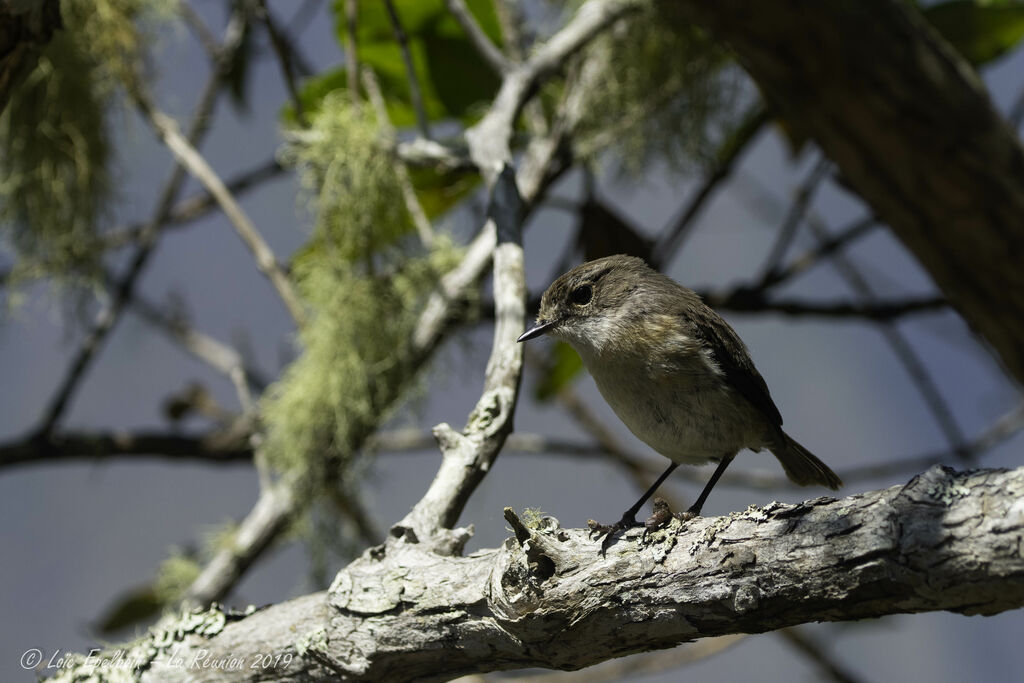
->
693;312;784;429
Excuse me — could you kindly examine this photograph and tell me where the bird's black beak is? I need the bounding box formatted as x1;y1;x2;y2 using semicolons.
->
517;318;556;342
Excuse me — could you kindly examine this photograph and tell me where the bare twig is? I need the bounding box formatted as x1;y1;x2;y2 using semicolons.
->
258;0;306;125
493;0;548;134
737;172;969;460
500;291;945;324
362;67;435;247
778;628;865;683
700;291;947;320
182;474;299;607
758;215;877;289
345;0;360;104
383;0;431;139
130;294;267;404
445;0;512;74
651;104;769;268
395;137;474;171
494;0;530;60
177;1;220;61
134;96;308;327
758;156;831;282
100;159;285;249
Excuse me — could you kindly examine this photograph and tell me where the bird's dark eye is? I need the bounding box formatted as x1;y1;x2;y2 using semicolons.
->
570;284;593;306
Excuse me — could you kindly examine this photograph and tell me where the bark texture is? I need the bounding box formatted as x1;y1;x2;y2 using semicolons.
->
58;464;1022;682
682;0;1024;383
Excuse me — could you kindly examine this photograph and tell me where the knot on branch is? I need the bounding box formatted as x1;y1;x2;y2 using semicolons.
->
494;508;579;619
464;389;514;441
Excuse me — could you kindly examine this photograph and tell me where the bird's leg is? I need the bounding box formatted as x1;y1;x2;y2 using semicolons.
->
590;462;679;553
679;452;736;521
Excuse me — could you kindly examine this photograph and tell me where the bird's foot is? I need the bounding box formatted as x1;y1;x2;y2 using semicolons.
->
641;499;699;540
588;512;643;554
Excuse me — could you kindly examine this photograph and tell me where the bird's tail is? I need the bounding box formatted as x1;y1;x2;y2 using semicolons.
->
770;432;842;490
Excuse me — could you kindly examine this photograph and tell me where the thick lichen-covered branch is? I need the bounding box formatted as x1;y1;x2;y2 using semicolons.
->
56;464;1024;682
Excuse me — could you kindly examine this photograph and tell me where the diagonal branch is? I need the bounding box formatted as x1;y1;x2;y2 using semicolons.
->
445;0;512;74
134;95;308;327
361;67;434;247
100;159;285;250
651;104;769;267
383;0;430;139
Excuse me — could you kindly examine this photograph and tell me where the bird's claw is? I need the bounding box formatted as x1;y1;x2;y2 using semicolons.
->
588;513;643;554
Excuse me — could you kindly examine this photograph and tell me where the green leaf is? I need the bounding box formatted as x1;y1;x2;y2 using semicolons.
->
534;342;584;401
314;0;501;125
407;165;482;219
924;1;1024;65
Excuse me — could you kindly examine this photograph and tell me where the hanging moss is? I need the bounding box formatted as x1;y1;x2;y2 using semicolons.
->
574;3;743;177
0;0;172;291
279;92;415;260
265;94;462;486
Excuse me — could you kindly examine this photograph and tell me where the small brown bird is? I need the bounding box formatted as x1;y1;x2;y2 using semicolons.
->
518;255;841;547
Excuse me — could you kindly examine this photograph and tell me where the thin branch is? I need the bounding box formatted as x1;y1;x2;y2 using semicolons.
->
345;0;360;104
258;0;306;126
129;294;268;405
182;474;298;608
500;292;946;324
383;0;431;139
177;1;221;61
758;215;877;290
100;158;285;249
492;0;548;134
444;0;512;74
134;95;308;327
650;104;769;268
758;155;831;282
0;429;252;470
395;137;474;171
778;628;865;683
494;0;531;60
809;223;969;459
699;291;947;320
362;67;435;247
